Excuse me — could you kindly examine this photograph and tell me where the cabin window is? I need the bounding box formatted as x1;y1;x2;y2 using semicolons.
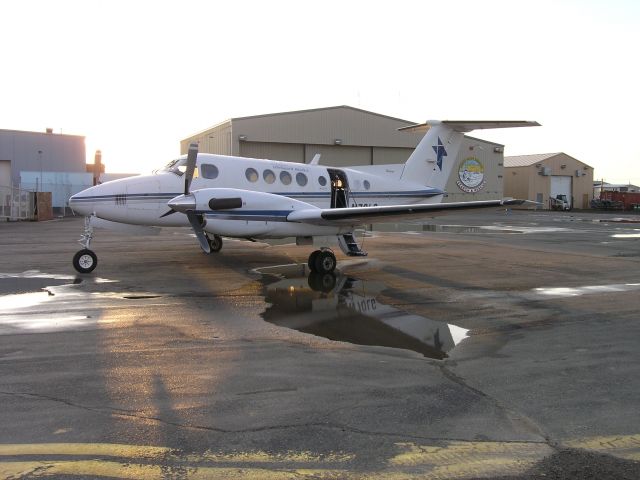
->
296;172;308;187
318;176;327;186
363;180;371;190
245;168;259;182
263;169;276;184
280;171;292;185
201;163;219;179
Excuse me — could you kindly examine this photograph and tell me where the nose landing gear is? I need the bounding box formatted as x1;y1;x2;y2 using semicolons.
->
73;249;97;274
72;216;98;274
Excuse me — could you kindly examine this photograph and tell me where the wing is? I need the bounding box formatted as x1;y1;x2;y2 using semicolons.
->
287;199;526;225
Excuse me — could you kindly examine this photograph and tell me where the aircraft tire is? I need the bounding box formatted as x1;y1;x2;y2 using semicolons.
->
308;250;321;272
73;249;98;274
314;250;336;274
308;272;336;293
210;234;223;252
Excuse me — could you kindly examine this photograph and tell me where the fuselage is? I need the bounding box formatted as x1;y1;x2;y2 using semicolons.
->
69;153;444;238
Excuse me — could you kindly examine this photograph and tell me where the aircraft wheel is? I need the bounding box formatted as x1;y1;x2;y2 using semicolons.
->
314;250;336;274
308;250;321;271
209;234;223;252
73;249;98;274
308;272;336;293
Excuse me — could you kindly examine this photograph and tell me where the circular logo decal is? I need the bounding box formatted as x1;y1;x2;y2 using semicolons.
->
457;157;486;193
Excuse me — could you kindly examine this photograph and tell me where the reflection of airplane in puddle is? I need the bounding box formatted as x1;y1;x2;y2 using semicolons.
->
261;266;468;359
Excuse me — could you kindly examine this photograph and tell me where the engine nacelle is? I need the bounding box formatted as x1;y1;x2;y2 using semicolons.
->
190;188;316;213
185;188;322;237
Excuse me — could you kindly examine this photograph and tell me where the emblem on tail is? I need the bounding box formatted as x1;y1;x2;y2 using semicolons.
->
432;137;447;171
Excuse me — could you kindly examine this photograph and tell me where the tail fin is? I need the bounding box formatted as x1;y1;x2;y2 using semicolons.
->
399;120;540;190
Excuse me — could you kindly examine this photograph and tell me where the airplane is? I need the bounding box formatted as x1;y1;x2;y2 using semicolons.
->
68;120;539;274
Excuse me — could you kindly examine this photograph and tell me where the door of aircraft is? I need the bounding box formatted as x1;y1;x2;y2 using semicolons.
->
327;169;349;208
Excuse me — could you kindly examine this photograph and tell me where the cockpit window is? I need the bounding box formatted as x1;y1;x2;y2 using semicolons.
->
201;163;219;179
161;157;188;176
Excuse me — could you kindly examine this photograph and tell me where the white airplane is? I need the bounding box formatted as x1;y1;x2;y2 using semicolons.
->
68;120;539;274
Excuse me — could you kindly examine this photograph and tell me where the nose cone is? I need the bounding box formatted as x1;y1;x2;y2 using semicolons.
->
69;189;95;216
167;193;196;213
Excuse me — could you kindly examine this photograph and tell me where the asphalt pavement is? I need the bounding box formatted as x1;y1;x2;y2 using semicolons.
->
0;210;639;479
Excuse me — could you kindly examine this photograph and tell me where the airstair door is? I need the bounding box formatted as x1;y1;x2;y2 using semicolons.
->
327;169;349;208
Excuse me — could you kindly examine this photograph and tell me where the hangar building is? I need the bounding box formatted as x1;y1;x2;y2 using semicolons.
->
181;106;507;202
0;129;91;215
504;153;593;209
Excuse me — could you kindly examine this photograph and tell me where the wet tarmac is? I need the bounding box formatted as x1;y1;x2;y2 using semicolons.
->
1;210;639;479
258;265;467;359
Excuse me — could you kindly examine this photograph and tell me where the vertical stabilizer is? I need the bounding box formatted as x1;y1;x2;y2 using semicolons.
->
399;120;540;190
400;121;463;190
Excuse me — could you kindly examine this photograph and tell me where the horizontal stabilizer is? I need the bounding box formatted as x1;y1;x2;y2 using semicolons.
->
398;120;540;134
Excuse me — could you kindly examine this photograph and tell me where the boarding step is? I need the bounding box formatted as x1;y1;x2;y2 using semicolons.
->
338;233;368;257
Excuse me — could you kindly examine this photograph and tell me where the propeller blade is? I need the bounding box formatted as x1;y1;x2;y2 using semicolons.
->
184;142;198;195
187;212;211;254
159;209;177;218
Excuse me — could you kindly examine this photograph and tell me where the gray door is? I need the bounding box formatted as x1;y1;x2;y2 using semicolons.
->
0;160;11;187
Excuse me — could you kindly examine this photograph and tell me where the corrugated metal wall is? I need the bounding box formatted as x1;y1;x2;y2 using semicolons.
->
181;122;232;155
372;147;413;165
303;144;370;166
239;142;304;163
231;106;422;147
0;130;86;187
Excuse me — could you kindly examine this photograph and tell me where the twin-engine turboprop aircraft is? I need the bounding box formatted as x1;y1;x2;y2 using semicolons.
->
68;120;539;274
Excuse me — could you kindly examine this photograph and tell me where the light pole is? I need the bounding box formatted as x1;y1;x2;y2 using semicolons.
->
37;149;43;192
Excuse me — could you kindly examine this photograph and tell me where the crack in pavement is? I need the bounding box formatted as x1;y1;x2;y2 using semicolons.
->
437;364;556;449
0;390;552;446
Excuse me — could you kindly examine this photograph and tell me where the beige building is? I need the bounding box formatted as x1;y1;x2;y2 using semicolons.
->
181;106;507;202
504;153;594;209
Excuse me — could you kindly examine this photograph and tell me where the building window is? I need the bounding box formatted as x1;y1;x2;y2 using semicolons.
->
263;169;276;184
201;163;219;179
280;171;292;185
318;176;327;186
245;168;258;182
296;172;308;186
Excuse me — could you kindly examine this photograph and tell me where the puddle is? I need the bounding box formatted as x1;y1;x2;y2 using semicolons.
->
372;223;576;235
0;274;75;295
611;232;640;238
256;264;468;359
533;283;640;298
0;271;117;334
421;224;523;234
123;295;162;300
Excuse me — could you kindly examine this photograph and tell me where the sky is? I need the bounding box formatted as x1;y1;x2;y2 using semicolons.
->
1;0;639;183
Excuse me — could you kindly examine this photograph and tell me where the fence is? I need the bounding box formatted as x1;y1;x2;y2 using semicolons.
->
0;185;35;220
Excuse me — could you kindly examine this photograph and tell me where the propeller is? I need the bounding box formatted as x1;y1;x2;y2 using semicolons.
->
160;143;200;218
162;143;211;253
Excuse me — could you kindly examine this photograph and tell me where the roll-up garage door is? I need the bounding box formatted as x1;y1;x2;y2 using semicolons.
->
550;176;572;207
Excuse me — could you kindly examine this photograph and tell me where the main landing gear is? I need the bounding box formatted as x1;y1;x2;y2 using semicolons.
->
72;216;98;273
307;249;337;274
306;233;368;274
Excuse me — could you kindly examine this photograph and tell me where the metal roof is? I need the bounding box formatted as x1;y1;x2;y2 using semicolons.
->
232;105;415;124
503;153;561;167
186;106;417;139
